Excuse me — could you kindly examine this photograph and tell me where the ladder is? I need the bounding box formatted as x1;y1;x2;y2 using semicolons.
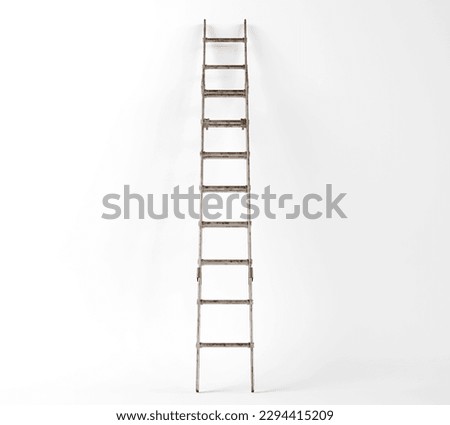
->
196;19;254;392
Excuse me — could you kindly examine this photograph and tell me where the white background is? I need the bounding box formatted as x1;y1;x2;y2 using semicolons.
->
1;0;449;405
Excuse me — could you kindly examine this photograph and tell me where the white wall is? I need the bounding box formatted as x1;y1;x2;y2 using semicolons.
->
1;0;449;404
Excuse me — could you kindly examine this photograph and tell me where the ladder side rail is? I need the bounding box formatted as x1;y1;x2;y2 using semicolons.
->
244;18;255;393
195;18;207;393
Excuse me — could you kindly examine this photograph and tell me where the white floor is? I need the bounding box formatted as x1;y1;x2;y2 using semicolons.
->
2;355;449;405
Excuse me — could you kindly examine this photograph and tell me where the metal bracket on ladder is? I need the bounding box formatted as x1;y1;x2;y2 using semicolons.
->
195;19;255;393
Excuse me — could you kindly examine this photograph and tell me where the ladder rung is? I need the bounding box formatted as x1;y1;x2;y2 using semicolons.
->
201;151;248;159
201;259;250;266
203;119;247;129
204;38;245;43
198;343;253;348
199;299;252;305
205;65;246;70
201;221;249;228
204;89;246;98
202;185;248;192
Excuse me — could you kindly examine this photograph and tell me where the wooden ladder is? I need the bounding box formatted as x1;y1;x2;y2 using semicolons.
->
196;19;255;392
